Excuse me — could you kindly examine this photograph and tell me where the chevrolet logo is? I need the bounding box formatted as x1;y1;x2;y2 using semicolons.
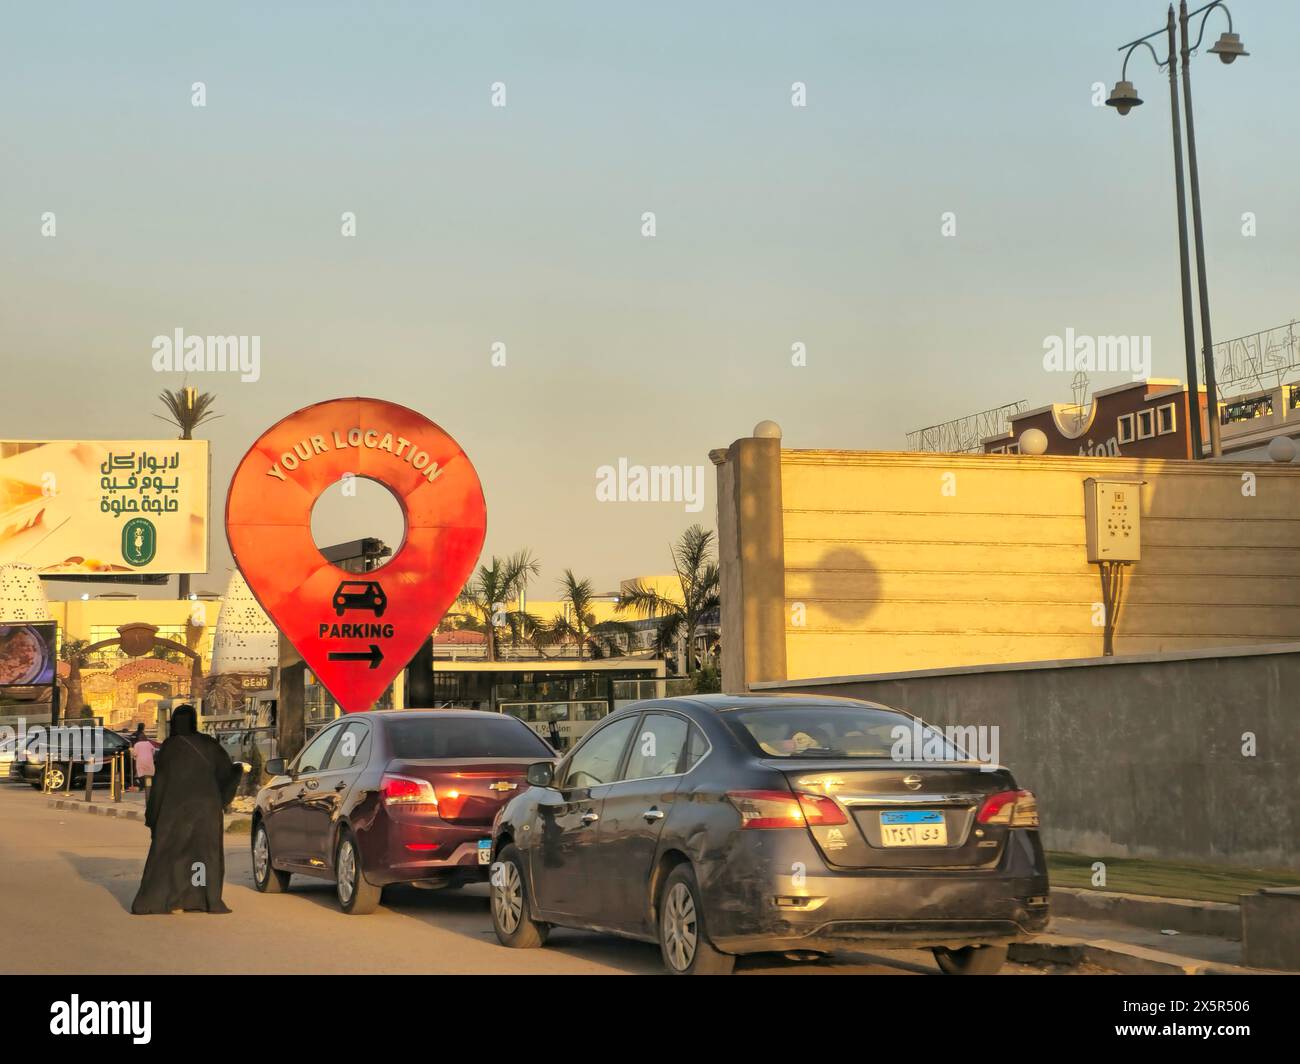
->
489;781;518;792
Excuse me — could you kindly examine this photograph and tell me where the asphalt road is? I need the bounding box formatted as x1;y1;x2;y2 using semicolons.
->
0;785;1058;975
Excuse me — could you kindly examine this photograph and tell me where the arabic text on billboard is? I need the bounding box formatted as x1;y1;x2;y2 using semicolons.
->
0;440;209;575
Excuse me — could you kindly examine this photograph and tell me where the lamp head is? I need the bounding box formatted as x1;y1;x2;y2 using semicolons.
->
1207;32;1247;64
1105;80;1143;115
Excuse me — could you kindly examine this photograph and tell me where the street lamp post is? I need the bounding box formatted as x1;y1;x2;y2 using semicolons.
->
1106;2;1246;459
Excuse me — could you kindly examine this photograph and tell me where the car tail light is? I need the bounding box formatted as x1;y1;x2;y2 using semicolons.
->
977;789;1039;827
727;789;848;829
382;774;438;813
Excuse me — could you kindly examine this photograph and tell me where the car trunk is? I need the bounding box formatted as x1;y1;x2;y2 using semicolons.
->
774;759;1018;869
385;757;535;826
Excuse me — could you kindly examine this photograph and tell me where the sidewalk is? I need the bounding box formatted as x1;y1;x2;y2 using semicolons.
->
39;786;254;829
1014;916;1263;975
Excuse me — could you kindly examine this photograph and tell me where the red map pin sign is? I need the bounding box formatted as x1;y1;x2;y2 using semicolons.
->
225;398;487;713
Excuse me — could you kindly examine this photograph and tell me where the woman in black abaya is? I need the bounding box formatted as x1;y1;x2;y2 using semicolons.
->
131;704;242;915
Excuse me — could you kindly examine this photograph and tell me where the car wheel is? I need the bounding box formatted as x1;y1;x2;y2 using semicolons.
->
658;864;734;975
44;765;66;791
251;821;291;894
932;944;1008;975
490;844;549;948
335;829;382;914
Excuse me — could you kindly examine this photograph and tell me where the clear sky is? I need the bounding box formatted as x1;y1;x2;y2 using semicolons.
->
3;1;1296;598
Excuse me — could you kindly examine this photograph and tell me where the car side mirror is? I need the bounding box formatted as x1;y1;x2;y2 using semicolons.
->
265;758;287;777
526;761;555;787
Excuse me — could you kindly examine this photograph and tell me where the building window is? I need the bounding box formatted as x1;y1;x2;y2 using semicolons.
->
1289;386;1300;411
1117;413;1135;444
1136;409;1155;440
1156;402;1177;435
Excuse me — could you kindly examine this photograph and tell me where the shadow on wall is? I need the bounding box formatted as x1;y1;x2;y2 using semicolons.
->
799;547;880;626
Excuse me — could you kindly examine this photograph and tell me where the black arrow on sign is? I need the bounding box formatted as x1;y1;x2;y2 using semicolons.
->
328;645;384;669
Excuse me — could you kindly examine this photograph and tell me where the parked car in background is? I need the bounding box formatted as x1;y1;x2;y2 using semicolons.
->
0;736;24;781
489;694;1050;975
251;709;556;914
9;726;132;791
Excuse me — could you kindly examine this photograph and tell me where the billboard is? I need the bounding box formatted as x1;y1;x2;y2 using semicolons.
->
0;440;209;575
0;622;57;688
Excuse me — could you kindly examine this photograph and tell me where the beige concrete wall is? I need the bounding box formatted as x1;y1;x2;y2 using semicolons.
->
780;450;1300;680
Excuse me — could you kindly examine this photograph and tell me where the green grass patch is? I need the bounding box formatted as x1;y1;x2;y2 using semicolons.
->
1048;851;1300;905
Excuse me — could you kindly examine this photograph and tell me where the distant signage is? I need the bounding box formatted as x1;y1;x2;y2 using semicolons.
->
225;398;487;714
0;440;209;575
0;621;57;688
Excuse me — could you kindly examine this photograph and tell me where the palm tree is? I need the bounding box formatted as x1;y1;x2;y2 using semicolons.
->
453;550;543;661
545;570;595;659
156;388;219;599
155;387;220;439
544;571;635;659
616;524;720;676
58;638;93;721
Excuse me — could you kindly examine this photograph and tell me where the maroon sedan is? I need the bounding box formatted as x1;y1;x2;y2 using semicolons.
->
252;709;555;913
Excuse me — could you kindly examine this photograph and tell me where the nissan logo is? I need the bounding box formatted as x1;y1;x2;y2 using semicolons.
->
902;775;923;790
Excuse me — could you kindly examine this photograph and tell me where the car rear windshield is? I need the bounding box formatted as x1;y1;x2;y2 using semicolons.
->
722;704;962;760
384;714;552;759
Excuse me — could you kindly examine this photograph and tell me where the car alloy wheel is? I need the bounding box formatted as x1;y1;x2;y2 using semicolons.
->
253;826;270;884
45;768;65;791
492;859;524;935
663;882;698;972
337;838;357;905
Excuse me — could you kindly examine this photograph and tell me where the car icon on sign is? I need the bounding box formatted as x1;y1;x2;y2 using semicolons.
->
333;580;387;617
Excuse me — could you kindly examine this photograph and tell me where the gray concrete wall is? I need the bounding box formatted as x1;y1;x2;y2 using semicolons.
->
755;644;1300;871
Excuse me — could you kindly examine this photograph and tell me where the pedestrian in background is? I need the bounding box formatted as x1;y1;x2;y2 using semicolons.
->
130;723;155;792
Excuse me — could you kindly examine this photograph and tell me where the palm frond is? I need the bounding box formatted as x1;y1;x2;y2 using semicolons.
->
156;389;220;438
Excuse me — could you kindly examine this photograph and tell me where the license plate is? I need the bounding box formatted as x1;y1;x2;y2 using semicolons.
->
477;839;493;864
879;809;948;847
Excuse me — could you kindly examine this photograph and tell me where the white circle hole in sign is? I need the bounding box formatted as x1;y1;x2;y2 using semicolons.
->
309;475;407;570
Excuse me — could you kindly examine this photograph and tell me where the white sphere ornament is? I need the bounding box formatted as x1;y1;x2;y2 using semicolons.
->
1019;428;1049;456
1267;436;1297;463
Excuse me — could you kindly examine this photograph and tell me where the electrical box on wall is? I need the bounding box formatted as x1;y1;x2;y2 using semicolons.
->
1084;478;1142;562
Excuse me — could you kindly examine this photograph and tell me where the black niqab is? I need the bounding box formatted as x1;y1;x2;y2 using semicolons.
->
131;705;241;914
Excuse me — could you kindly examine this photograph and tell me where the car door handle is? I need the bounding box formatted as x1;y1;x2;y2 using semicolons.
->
580;811;599;825
333;781;347;792
641;808;665;822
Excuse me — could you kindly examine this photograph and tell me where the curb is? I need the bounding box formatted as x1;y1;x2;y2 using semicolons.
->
1051;886;1240;940
1010;936;1268;975
47;797;144;821
45;797;252;830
